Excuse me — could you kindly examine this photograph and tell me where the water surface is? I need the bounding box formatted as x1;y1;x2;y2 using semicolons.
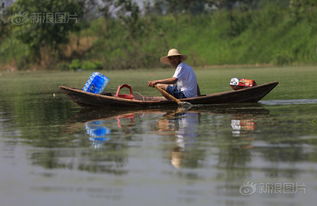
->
0;74;317;206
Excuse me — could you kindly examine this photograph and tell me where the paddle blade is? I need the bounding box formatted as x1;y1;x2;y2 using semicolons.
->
178;101;192;109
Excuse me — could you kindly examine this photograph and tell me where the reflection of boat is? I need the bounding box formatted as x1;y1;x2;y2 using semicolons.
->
69;104;269;123
66;107;269;166
69;108;156;124
59;82;278;108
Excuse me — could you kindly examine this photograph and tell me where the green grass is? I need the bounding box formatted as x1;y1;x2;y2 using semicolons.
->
77;7;317;69
0;66;315;100
2;5;317;70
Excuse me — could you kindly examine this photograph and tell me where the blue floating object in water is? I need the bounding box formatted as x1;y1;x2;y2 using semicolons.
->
82;72;110;94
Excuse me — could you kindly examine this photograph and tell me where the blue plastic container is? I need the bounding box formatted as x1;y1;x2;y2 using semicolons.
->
82;72;109;94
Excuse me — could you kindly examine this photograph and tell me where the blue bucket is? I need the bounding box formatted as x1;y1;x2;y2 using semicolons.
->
82;72;109;94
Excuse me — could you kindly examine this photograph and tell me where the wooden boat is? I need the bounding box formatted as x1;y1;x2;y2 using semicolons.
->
59;81;279;108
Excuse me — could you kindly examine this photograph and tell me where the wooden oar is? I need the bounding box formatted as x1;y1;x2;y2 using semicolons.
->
155;85;192;108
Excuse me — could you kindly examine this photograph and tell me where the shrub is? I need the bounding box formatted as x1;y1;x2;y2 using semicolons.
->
62;59;103;71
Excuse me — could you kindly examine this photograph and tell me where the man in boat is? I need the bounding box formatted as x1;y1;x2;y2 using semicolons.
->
148;48;200;99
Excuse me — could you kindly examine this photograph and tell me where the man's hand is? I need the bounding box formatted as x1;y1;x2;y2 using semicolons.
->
148;78;177;87
148;80;158;87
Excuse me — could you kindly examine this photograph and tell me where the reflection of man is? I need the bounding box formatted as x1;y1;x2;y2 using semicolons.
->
170;112;200;168
175;112;199;149
171;147;184;169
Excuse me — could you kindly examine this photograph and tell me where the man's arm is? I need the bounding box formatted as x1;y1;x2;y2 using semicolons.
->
148;77;177;87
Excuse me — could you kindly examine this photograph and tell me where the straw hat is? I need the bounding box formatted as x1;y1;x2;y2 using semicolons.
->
160;48;187;65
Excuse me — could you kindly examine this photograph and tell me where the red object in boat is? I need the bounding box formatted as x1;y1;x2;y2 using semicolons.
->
115;84;134;99
230;78;257;90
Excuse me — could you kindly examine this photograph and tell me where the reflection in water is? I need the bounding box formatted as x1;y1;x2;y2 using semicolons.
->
85;120;111;148
231;119;256;137
260;99;317;105
231;114;257;150
74;107;270;173
2;73;317;205
2;98;317;205
84;112;137;148
157;110;200;169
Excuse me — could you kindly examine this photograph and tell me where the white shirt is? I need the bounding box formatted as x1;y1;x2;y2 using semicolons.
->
173;62;198;98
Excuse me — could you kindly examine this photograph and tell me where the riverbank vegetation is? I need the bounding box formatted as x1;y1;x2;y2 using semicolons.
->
1;0;317;71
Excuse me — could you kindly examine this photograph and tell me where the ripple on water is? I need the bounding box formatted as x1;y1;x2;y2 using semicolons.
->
260;99;317;105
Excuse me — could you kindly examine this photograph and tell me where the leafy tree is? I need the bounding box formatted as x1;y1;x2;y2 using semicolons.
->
10;0;84;63
0;13;9;42
99;0;141;37
115;0;141;37
0;2;11;42
147;0;261;15
289;0;317;21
